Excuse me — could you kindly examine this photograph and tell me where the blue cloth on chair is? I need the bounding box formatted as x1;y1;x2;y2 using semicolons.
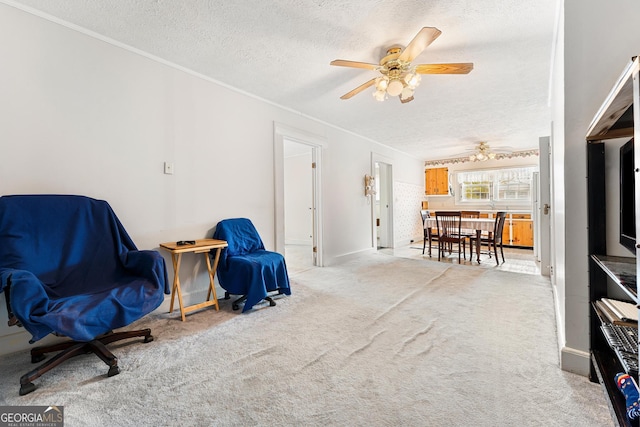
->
0;195;169;343
212;218;290;312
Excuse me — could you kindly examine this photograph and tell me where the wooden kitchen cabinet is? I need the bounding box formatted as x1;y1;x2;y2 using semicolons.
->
511;219;534;247
501;213;533;247
502;220;511;245
425;167;449;195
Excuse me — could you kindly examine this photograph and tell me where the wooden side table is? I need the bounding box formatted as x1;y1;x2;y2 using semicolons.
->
159;239;228;321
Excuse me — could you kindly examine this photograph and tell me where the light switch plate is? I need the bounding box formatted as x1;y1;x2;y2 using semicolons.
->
164;162;174;175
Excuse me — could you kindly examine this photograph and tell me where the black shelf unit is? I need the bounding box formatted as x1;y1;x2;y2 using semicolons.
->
587;57;640;427
592;255;637;301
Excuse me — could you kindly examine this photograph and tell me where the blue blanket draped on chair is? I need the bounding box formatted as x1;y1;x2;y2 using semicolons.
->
212;218;290;312
0;195;169;343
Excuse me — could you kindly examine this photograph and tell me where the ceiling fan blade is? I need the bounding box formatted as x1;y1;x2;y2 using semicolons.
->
415;63;474;74
340;78;376;100
330;59;378;70
398;27;442;63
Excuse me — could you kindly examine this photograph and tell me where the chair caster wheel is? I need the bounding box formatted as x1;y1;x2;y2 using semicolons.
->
232;304;239;311
31;353;46;364
107;365;120;377
19;382;36;396
143;335;154;343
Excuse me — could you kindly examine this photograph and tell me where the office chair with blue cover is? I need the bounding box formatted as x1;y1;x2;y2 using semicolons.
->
0;195;169;395
212;218;290;312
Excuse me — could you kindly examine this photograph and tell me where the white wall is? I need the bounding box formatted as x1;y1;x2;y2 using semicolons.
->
555;0;640;375
0;4;424;354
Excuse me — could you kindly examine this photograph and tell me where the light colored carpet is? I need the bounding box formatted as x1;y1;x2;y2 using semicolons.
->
0;253;613;426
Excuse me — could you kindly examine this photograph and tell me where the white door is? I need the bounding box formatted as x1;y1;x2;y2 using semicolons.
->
376;161;393;248
283;139;313;247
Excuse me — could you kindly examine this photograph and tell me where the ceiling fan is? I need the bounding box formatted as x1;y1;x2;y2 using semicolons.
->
465;142;513;161
330;27;473;103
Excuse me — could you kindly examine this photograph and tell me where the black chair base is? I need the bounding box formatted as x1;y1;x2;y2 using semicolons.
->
224;291;282;311
19;328;154;396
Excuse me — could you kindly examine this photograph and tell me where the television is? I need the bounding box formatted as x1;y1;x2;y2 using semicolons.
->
619;138;636;253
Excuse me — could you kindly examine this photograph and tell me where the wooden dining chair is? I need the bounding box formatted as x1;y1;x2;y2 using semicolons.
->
420;210;438;256
458;211;480;258
435;211;466;262
470;211;507;265
420;210;430;255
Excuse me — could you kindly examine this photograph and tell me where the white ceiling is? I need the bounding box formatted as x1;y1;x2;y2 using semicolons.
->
7;0;558;161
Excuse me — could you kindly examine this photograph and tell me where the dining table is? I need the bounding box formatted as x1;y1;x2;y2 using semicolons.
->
424;217;496;263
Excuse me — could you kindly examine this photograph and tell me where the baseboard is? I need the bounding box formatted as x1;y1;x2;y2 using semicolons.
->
0;330;67;357
550;281;565;366
395;238;421;248
326;247;376;266
549;279;589;378
155;286;222;317
0;330;33;356
503;245;534;250
560;346;591;377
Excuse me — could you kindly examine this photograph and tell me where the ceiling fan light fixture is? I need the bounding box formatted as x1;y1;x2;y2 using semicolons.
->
387;79;404;97
404;72;421;88
469;142;496;162
375;76;389;91
373;89;386;102
401;86;414;99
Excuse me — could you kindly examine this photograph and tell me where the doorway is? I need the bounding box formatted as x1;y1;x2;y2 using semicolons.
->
274;123;325;268
374;159;394;249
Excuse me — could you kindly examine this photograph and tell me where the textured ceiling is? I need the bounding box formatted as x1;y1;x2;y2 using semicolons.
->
6;0;558;160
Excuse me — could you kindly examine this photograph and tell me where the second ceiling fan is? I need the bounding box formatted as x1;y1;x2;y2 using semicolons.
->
330;27;473;103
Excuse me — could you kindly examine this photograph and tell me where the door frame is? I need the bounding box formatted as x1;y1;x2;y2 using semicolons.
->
538;136;552;276
274;122;326;266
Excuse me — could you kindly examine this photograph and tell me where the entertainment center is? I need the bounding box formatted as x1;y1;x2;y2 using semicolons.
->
587;56;640;426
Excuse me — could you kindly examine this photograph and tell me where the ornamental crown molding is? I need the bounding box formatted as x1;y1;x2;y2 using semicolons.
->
424;149;539;167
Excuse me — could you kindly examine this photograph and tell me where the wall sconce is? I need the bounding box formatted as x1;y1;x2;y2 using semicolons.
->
364;174;376;197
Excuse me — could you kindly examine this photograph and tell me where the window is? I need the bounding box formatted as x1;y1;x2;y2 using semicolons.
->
497;182;530;200
461;182;492;200
457;167;535;204
458;171;492;202
494;169;533;202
